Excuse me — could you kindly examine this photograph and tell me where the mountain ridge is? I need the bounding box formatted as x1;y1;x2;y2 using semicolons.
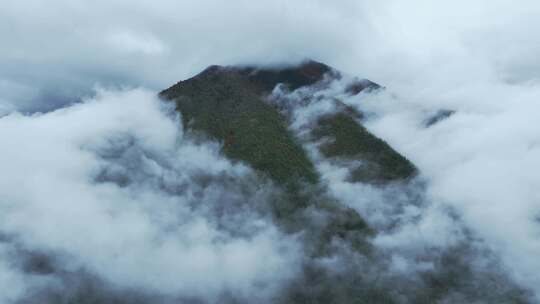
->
159;59;415;186
155;60;532;304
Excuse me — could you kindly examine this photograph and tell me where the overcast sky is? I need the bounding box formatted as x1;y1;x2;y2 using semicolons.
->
3;0;539;113
1;1;540;302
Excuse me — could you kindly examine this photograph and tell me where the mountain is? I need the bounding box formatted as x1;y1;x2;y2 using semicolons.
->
158;60;531;303
15;60;531;304
160;60;416;186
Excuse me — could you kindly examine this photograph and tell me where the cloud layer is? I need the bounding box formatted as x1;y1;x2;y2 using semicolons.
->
0;89;301;303
0;0;364;113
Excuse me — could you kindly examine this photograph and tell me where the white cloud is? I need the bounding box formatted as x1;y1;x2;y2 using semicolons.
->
0;88;301;302
0;0;363;112
106;29;167;55
358;60;540;299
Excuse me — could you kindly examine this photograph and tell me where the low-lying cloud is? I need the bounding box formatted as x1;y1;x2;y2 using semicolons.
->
0;89;301;303
359;85;540;298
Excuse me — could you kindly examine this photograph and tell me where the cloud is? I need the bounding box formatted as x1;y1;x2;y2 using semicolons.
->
2;0;540;112
340;6;540;295
0;0;363;112
0;88;301;303
105;29;167;55
267;69;538;301
358;85;540;297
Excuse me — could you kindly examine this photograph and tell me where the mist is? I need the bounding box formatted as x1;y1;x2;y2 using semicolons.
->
0;89;301;303
1;0;540;302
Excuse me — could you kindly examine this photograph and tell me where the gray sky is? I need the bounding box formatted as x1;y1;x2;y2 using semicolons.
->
2;0;540;111
0;0;361;112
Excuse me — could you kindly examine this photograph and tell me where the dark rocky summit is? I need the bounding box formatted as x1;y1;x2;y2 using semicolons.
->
425;109;455;127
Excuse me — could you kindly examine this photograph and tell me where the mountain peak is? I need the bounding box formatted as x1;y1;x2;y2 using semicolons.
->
190;59;333;92
160;60;414;186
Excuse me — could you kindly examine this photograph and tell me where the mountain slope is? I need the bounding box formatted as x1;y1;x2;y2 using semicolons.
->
160;64;319;185
158;60;532;304
160;60;415;186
